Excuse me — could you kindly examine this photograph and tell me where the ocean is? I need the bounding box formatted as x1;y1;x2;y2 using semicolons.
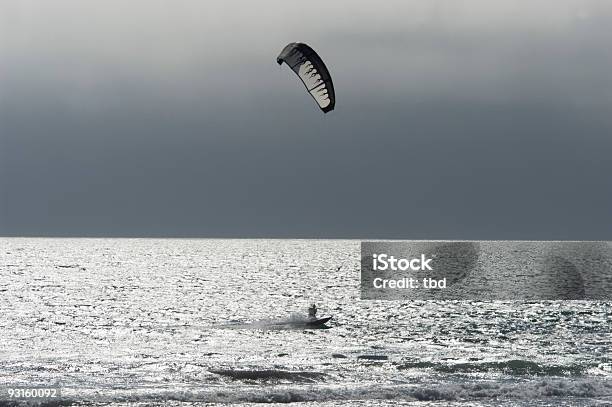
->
1;238;611;406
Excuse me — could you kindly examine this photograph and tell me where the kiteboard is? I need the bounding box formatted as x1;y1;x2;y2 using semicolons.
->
304;316;332;327
265;316;333;330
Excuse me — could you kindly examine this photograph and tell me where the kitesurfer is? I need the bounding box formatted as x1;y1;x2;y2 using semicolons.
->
308;304;317;320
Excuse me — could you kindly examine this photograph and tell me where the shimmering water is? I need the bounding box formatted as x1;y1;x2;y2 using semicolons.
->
0;238;611;406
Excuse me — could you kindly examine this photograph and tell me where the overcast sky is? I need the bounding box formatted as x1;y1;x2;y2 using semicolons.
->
1;0;611;239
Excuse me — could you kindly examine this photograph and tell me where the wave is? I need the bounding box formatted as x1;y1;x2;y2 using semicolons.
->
209;369;327;383
1;378;610;405
396;359;593;376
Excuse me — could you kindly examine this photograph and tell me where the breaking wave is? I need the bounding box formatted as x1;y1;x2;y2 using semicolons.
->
396;359;596;376
1;378;610;405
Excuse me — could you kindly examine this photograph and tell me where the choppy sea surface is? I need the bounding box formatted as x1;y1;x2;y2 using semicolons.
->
0;238;611;406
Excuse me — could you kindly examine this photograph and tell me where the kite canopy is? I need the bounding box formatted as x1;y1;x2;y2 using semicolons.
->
277;42;335;113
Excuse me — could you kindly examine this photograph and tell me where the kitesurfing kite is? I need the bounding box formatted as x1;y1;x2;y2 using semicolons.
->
277;42;335;113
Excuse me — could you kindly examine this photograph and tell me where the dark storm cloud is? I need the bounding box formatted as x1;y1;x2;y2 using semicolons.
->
1;0;611;238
